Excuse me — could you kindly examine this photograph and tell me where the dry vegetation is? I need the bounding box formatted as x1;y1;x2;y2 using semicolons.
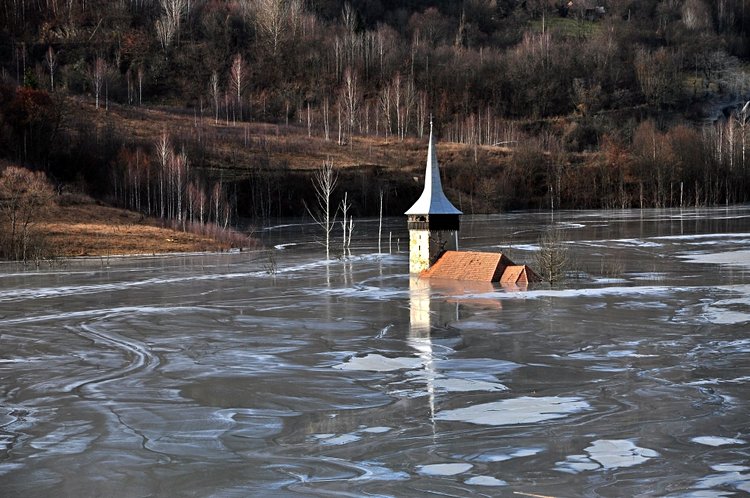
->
75;96;502;177
38;201;231;257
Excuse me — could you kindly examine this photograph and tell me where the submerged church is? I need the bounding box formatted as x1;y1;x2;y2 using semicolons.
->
405;122;541;285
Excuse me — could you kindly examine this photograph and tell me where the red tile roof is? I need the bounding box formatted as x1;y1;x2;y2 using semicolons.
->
501;265;542;284
421;251;541;283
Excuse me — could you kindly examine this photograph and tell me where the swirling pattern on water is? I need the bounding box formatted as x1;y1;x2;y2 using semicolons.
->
1;209;749;497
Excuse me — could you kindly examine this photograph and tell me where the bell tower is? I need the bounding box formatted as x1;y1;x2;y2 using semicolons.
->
405;121;462;274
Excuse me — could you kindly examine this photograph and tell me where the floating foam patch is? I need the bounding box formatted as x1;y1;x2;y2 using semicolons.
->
469;447;544;462
333;354;424;372
436;396;589;426
465;476;507;486
584;439;659;469
417;463;473;476
320;434;361;446
695;465;750;494
432;378;508;392
680;250;750;271
556;439;658;473
692;436;747;447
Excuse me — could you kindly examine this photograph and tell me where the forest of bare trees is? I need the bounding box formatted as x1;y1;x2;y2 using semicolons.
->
2;0;750;222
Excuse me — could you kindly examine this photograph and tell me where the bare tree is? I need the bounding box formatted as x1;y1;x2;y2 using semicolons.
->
534;229;569;284
735;101;750;173
306;161;338;259
378;189;383;253
340;66;360;148
137;65;145;105
44;46;57;92
250;0;304;56
154;131;172;219
172;148;187;224
209;70;220;124
228;54;246;121
340;191;352;255
0;166;55;261
392;72;402;139
322;96;330;141
90;56;106;109
156;0;187;49
155;17;175;52
634;46;681;107
379;85;391;142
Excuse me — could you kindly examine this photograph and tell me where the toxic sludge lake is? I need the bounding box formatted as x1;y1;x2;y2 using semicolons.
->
1;208;750;497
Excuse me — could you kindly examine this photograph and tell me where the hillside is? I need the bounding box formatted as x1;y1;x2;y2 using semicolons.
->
2;0;750;237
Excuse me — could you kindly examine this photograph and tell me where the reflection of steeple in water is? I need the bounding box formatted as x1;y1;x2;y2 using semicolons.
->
408;277;437;429
408;278;506;429
407;278;483;429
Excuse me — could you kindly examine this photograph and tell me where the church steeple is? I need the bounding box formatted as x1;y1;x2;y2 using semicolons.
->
406;120;462;274
405;120;462;216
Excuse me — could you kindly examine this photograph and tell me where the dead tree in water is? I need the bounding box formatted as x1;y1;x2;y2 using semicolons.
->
340;191;353;256
306;161;338;259
535;229;569;284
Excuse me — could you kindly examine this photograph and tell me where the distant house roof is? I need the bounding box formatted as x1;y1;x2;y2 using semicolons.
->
421;251;541;283
405;122;462;216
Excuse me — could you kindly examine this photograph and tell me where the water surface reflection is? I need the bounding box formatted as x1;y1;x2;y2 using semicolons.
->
1;208;749;496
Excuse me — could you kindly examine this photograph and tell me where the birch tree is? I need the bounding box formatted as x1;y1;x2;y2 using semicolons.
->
735;101;750;174
156;0;187;49
340;191;352;255
155;132;172;219
340;67;360;147
90;56;106;109
391;72;402;139
307;161;338;259
137;65;145;105
44;46;57;92
379;85;391;142
251;0;304;56
228;54;246;121
209;70;220;124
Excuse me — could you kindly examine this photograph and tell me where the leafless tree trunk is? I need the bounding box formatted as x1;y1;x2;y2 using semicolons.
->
209;70;220;124
173;149;187;224
735;101;749;177
416;90;427;138
91;56;106;109
341;66;360;148
306;161;338;259
337;99;343;145
307;101;311;137
137;66;145;105
379;85;391;142
44;46;57;91
402;77;416;138
250;0;303;56
340;191;351;255
392;72;402;140
156;0;186;50
322;96;330;141
229;53;246;121
155;132;172;219
378;189;383;253
155;17;175;51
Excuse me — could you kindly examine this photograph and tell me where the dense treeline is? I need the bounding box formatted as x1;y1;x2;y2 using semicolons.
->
1;0;750;222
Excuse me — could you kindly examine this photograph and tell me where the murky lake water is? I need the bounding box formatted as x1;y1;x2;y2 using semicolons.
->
1;208;749;497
